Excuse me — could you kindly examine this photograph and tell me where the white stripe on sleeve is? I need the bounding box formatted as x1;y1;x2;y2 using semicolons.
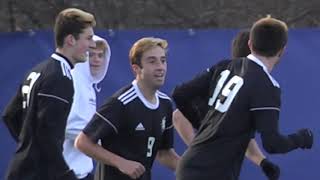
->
38;93;69;104
250;107;280;111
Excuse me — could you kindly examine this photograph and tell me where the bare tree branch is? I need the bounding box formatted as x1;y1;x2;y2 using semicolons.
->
8;0;16;32
287;9;313;25
1;0;320;31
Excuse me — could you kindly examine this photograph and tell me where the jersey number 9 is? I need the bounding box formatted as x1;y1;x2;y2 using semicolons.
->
147;137;155;157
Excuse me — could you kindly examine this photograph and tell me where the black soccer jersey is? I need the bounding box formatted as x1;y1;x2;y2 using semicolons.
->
2;53;77;180
173;55;301;180
177;93;209;130
83;80;174;180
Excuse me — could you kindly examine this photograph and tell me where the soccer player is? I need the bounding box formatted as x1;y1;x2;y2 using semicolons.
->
75;37;180;180
63;35;111;180
172;16;313;180
173;30;280;179
2;8;96;180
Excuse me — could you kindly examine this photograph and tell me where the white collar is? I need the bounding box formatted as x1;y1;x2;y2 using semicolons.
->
247;54;280;88
51;53;72;70
132;80;159;109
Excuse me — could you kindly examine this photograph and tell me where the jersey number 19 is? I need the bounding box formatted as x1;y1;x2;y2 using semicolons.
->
208;70;243;112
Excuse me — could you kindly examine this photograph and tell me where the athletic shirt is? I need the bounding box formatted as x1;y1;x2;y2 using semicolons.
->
83;80;174;180
3;53;76;180
173;55;281;180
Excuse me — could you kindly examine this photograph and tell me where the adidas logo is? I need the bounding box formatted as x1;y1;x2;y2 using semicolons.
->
135;123;145;131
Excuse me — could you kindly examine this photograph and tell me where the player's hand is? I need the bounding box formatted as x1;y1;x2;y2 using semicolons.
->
117;159;146;179
297;128;313;149
260;158;280;180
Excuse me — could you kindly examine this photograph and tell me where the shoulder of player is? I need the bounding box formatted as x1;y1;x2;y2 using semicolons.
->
44;57;73;80
113;86;172;106
114;84;138;105
157;91;171;101
206;59;231;74
246;61;280;90
44;58;73;80
22;60;72;88
157;91;174;110
35;65;73;94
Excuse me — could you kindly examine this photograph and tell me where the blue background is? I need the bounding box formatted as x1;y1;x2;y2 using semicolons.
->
1;29;319;179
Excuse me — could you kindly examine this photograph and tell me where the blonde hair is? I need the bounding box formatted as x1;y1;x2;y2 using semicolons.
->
129;37;168;66
94;40;107;54
54;8;96;48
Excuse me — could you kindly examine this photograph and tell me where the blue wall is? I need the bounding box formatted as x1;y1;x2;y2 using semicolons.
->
1;29;320;179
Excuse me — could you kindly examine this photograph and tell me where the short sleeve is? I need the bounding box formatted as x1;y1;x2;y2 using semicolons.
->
83;97;124;143
249;74;281;134
38;75;74;104
250;77;281;111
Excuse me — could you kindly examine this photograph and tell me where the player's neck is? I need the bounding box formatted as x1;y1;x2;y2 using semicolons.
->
136;80;157;104
252;53;278;73
56;48;76;65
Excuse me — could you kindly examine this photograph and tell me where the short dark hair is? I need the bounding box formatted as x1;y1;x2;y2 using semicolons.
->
54;8;96;48
231;30;250;58
250;16;288;57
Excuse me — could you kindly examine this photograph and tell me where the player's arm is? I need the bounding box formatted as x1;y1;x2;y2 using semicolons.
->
36;76;77;180
245;139;266;165
251;83;313;154
2;85;23;142
75;132;145;179
246;139;280;179
254;109;313;153
172;61;229;118
172;68;211;116
157;105;180;171
172;109;195;146
156;148;180;171
75;99;145;179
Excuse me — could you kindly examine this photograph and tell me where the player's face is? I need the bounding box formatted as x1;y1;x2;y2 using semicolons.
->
89;48;105;76
135;46;167;90
72;27;95;63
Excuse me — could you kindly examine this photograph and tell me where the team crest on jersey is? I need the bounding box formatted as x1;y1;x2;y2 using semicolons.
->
161;117;166;132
